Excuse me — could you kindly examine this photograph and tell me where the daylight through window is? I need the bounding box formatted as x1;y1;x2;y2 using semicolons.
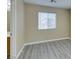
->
38;12;56;30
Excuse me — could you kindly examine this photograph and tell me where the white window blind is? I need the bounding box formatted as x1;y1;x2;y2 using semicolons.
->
38;12;56;30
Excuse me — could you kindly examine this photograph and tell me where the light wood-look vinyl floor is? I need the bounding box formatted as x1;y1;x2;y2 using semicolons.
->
22;39;71;59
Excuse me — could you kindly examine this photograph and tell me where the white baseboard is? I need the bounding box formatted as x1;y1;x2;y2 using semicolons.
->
16;37;71;59
16;45;25;59
24;37;71;46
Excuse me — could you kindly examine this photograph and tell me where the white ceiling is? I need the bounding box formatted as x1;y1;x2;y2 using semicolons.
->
24;0;71;9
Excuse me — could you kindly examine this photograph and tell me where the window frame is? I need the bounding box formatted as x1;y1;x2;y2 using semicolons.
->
38;12;56;30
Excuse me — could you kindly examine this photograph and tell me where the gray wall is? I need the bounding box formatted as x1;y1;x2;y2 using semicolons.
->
24;4;71;43
11;0;25;58
7;11;10;32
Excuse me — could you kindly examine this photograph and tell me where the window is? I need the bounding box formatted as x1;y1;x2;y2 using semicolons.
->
38;12;56;30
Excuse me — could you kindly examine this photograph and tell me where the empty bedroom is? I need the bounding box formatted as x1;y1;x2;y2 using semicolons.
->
10;0;71;59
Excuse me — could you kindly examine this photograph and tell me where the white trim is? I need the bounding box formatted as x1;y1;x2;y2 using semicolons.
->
16;37;71;59
24;37;70;46
16;45;25;59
